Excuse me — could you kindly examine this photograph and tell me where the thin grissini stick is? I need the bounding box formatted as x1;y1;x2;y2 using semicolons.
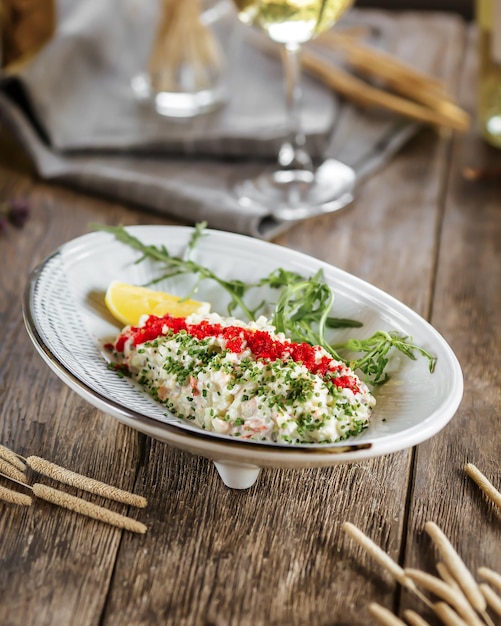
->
0;458;27;484
437;562;461;590
249;32;469;131
425;522;486;614
433;601;469;626
0;444;27;472
478;567;501;594
0;484;32;506
368;603;407;626
32;484;147;534
404;569;484;626
299;47;470;132
480;583;501;617
26;456;147;508
316;30;445;93
465;463;501;510
314;32;461;113
403;610;432;626
342;522;419;594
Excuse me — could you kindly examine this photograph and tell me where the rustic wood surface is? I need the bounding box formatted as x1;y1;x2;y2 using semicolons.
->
0;11;500;626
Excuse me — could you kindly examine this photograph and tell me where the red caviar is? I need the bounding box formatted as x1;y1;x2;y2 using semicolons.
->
115;314;360;393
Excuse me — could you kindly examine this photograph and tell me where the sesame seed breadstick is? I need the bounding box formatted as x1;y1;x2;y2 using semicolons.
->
32;484;147;534
424;522;486;613
479;583;501;617
0;484;32;506
27;457;147;508
465;463;501;510
0;445;26;472
403;610;432;626
342;522;417;591
0;458;27;484
478;567;501;593
368;603;407;626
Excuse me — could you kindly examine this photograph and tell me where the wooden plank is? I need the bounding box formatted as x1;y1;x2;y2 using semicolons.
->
401;24;501;622
100;444;411;625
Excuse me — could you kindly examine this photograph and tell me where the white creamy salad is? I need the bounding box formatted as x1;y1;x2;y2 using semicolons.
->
111;312;376;444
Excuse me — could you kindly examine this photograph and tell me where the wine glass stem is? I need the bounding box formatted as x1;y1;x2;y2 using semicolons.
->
278;42;313;172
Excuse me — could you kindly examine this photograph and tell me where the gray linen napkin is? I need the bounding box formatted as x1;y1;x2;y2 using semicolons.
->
0;1;419;239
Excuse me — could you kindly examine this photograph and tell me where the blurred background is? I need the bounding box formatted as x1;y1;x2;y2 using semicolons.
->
359;1;473;19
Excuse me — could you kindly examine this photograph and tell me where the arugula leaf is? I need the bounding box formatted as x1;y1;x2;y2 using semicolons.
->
95;223;256;320
270;272;437;384
94;223;437;385
333;331;437;385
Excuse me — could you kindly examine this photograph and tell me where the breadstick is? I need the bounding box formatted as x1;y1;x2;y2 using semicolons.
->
0;484;32;506
479;584;501;617
368;603;406;626
0;458;27;484
424;522;486;613
405;569;484;626
478;567;501;593
465;463;501;510
433;601;468;626
342;522;417;591
403;610;431;626
0;444;26;471
32;484;147;534
27;456;147;508
436;562;461;589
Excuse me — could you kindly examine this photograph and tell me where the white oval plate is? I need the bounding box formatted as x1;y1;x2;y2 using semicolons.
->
23;226;463;488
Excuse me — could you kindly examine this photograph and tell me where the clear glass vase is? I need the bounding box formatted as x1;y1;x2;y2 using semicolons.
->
131;0;228;118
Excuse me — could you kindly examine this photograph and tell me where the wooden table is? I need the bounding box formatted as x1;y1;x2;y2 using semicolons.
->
0;11;500;626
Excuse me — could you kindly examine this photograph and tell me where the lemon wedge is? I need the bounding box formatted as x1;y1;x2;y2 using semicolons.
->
104;281;210;326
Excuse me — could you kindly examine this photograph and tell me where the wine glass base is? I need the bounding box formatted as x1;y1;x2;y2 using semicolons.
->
234;159;356;221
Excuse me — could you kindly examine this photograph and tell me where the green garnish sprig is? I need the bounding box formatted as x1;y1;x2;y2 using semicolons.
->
271;273;436;384
272;273;341;356
96;222;255;320
95;223;437;385
333;331;437;385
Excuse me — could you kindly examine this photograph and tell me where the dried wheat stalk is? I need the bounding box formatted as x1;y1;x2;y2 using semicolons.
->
26;456;147;508
32;484;147;534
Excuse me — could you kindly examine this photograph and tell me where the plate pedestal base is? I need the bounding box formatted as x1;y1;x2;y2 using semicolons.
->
213;461;261;489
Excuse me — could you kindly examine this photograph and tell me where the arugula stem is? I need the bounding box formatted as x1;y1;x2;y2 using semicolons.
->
94;223;437;385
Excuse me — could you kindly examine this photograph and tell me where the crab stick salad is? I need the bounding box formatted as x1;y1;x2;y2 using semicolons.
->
109;310;376;444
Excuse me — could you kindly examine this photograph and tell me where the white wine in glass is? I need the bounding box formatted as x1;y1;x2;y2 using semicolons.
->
232;0;356;220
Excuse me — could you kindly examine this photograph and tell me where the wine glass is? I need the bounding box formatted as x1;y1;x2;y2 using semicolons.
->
231;0;355;221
